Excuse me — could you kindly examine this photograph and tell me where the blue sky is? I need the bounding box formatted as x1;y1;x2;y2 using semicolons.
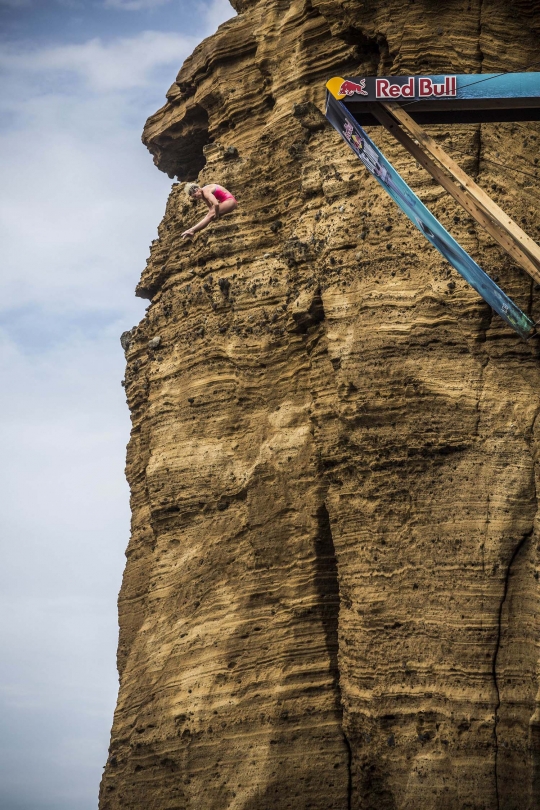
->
0;0;228;44
0;1;235;808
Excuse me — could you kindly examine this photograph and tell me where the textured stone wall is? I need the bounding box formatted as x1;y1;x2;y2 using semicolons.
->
100;1;540;808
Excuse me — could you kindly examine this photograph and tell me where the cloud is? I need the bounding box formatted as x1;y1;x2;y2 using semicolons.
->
103;0;171;9
0;324;130;810
0;0;92;7
0;0;234;91
0;0;32;7
0;2;235;317
0;28;198;319
0;2;236;808
0;29;198;92
204;0;234;31
101;0;235;15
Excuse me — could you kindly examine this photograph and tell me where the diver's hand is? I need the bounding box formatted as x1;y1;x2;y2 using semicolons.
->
181;229;194;240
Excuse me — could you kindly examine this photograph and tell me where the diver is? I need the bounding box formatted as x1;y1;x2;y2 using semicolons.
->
181;183;238;239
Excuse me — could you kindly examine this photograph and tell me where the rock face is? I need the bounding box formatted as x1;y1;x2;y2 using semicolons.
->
100;1;540;808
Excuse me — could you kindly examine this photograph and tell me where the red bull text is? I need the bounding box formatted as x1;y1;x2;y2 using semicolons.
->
375;76;457;98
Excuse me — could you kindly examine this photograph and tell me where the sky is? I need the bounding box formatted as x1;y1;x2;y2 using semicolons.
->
0;1;235;808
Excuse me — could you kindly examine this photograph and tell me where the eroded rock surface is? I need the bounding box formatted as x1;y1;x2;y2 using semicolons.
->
100;1;540;808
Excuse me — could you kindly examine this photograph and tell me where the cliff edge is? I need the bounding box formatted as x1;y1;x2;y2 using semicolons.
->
100;1;540;808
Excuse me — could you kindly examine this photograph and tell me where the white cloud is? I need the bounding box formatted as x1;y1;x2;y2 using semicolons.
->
0;2;236;808
0;325;129;810
0;29;197;92
103;0;171;9
101;0;235;27
0;0;234;92
0;29;198;317
101;0;233;14
0;3;235;317
205;0;234;31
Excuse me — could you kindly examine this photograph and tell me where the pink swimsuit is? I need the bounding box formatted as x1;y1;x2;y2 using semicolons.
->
211;186;236;203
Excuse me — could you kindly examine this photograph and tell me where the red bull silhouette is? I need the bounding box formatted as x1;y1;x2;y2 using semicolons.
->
339;78;368;97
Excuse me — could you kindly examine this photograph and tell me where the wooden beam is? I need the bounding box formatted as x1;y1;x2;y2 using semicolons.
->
370;102;540;286
381;99;540;277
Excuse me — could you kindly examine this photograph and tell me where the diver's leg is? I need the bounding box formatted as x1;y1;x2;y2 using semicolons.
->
182;210;215;238
182;200;237;239
217;199;238;216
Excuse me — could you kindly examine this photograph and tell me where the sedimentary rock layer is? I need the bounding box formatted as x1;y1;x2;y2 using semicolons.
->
100;1;540;808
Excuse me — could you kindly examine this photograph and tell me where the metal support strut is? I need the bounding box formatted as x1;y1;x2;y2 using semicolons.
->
325;83;537;340
371;100;540;286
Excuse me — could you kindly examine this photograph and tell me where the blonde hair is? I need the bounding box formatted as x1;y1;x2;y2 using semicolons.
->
184;182;200;198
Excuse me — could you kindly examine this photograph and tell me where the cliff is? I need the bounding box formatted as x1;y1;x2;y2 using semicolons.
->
100;1;540;808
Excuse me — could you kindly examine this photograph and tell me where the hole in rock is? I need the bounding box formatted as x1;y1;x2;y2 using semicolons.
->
151;104;211;181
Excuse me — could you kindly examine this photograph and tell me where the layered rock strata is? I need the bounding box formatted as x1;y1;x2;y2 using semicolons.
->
100;1;540;808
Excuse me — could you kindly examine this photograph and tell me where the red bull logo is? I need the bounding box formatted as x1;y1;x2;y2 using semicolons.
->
339;78;368;97
327;75;459;102
375;76;457;98
343;120;354;140
342;119;364;153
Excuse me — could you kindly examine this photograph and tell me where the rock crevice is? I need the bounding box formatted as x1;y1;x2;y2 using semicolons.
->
492;530;533;809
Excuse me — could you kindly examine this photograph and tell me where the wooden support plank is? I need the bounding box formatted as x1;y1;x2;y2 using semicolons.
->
381;99;540;275
370;102;540;286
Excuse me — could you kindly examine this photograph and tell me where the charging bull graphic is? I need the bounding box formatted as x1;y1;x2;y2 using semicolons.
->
339;78;368;97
